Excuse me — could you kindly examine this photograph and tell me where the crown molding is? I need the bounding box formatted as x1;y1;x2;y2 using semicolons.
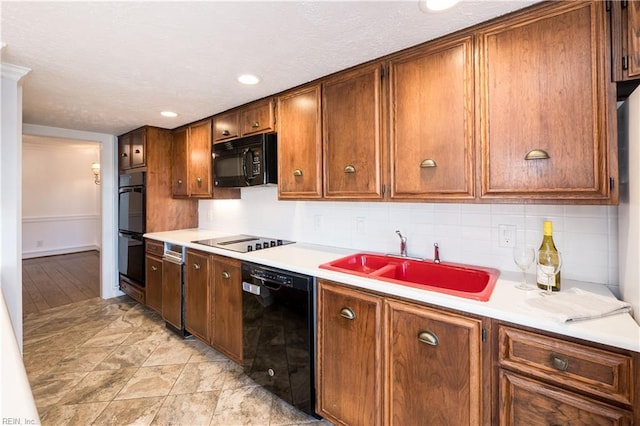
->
1;62;31;82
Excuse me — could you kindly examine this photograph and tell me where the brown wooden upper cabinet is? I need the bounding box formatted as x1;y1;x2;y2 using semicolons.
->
610;0;640;82
323;63;384;199
478;1;616;203
277;84;323;200
171;120;240;199
213;98;275;143
118;127;146;171
388;34;475;200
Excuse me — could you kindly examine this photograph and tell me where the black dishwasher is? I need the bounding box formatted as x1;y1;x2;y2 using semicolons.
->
241;262;317;417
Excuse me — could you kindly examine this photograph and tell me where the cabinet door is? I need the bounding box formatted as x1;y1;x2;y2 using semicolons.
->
389;35;474;200
478;1;613;201
210;256;242;363
277;85;323;199
145;254;163;313
171;127;189;197
184;249;210;342
323;63;384;199
317;280;383;426
628;1;640;78
385;299;483;426
499;371;632;426
213;111;239;142
118;133;131;170
188;119;213;197
130;128;146;169
162;257;182;330
241;99;275;136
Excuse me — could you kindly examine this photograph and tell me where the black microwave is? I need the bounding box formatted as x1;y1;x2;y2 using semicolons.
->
213;133;277;188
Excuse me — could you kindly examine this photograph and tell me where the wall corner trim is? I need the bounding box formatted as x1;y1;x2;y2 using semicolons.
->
1;62;31;82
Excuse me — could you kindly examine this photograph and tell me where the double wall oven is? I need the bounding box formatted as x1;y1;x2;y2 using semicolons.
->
118;172;145;287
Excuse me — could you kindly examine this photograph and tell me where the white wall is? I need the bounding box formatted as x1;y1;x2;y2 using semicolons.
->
619;87;640;322
199;186;620;295
22;136;101;258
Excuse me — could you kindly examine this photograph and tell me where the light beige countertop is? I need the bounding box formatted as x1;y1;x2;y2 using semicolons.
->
145;229;640;353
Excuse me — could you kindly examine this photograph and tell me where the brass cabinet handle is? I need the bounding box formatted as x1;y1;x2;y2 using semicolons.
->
193;263;200;270
340;307;355;320
417;330;439;346
151;265;158;271
222;130;230;136
177;179;183;184
134;149;141;154
293;169;303;177
344;165;356;174
196;177;202;183
252;121;260;128
420;158;437;168
550;353;569;371
525;149;550;160
222;271;230;279
121;153;128;157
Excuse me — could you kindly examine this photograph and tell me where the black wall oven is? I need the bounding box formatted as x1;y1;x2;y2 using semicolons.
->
118;172;145;285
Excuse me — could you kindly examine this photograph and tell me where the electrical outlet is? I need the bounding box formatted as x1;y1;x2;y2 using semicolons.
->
499;225;516;248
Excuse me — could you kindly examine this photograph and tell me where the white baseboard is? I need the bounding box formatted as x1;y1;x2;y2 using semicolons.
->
22;245;100;259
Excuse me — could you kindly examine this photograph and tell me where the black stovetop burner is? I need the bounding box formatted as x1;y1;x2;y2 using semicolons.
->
193;234;294;253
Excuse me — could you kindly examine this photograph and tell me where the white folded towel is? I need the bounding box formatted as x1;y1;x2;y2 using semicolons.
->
523;288;632;323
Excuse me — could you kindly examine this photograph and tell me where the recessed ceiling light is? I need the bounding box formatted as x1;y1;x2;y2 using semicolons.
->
419;0;459;12
237;74;261;85
160;111;178;118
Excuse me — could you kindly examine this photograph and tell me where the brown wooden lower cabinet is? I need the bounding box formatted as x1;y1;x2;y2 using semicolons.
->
210;255;243;364
145;254;163;313
184;249;211;342
499;371;632;426
317;280;384;426
316;279;487;426
497;323;638;425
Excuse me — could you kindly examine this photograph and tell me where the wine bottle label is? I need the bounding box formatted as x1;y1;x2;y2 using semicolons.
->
537;266;558;288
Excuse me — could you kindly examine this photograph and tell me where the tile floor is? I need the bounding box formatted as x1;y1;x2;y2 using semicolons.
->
22;296;332;425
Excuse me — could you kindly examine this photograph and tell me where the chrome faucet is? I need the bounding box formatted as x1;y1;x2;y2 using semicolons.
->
433;243;441;263
395;230;407;257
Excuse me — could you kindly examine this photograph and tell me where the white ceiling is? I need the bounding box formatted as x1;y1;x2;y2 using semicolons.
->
1;1;537;136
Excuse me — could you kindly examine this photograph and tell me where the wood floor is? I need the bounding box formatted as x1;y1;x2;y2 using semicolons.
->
22;250;100;315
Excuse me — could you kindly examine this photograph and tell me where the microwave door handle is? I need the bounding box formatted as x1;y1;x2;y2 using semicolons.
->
242;148;254;185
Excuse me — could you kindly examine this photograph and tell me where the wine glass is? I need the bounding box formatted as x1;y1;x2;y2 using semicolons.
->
537;250;562;296
512;246;535;290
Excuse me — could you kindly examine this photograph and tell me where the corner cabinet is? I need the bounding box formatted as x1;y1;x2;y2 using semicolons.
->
388;34;475;200
478;1;617;203
317;280;488;426
322;63;384;199
277;84;323;199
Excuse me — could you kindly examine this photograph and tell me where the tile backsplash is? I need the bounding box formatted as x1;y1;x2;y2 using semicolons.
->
199;186;619;295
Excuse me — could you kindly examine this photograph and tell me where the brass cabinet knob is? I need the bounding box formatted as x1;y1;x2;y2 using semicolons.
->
222;271;231;279
121;153;128;157
134;149;141;154
193;263;200;270
524;149;550;160
196;177;202;183
550;353;569;371
420;158;437;168
177;179;183;185
340;307;356;320
222;130;230;136
417;330;439;346
151;265;158;271
252;121;260;128
293;169;303;177
344;165;356;174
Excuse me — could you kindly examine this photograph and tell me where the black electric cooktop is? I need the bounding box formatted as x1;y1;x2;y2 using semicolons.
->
193;234;294;253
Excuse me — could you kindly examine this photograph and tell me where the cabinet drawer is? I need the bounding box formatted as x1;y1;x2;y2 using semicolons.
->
119;277;145;304
145;239;163;256
498;326;633;406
